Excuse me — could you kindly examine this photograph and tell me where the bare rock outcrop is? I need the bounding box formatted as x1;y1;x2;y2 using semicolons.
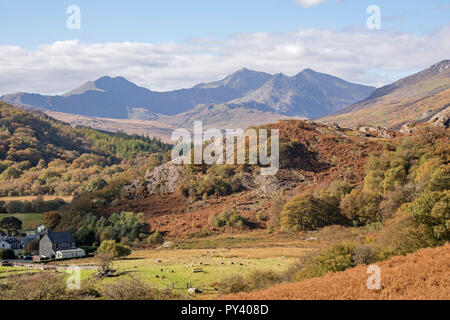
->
124;161;185;196
357;125;395;139
427;107;450;128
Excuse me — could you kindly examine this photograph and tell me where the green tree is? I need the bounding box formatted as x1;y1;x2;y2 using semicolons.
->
85;177;107;193
409;190;449;245
0;216;22;236
97;240;131;258
280;194;322;232
340;189;383;226
0;249;16;259
0;167;23;181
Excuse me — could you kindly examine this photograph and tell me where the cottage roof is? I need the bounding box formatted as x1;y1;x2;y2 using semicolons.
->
56;248;85;253
46;232;75;243
3;238;21;244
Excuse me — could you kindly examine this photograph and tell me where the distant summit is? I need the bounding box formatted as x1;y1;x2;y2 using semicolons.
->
320;60;450;129
63;76;141;96
226;68;375;118
1;67;375;120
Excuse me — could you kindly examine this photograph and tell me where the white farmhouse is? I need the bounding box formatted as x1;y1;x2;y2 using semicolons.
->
55;248;86;259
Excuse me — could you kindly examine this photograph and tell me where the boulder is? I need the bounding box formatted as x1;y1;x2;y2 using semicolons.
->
428;107;450;128
399;123;416;134
188;288;202;294
123;161;185;196
358;125;394;139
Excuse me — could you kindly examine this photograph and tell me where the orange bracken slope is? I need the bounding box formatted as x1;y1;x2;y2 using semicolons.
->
224;243;450;300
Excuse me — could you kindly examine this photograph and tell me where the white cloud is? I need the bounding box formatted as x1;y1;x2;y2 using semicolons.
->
0;25;449;95
293;0;329;8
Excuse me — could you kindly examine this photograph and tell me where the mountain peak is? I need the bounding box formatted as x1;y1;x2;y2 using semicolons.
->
195;68;272;92
64;76;140;96
94;75;137;88
429;60;450;73
300;68;316;73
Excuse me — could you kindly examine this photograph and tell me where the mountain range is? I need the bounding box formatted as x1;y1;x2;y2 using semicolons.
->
320;60;450;129
2;60;449;140
1;68;375;121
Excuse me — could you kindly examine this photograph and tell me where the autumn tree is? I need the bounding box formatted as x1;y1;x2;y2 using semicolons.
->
43;211;62;229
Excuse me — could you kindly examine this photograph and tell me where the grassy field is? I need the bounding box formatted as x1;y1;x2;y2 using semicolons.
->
0;213;44;230
49;245;313;299
0;227;374;299
0;267;38;279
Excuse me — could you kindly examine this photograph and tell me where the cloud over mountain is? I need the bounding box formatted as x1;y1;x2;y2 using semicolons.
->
0;25;449;95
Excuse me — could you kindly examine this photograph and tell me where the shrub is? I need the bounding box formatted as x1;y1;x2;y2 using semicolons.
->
293;244;356;281
180;165;243;199
379;185;417;221
218;270;282;294
409;190;449;246
268;195;285;227
378;207;428;258
148;231;164;245
0;249;15;259
340;189;383;226
79;246;97;255
352;244;379;266
209;208;249;230
382;165;407;192
97;240;131;258
100;277;178;300
96;253;114;274
218;274;249;294
0;167;23;181
85;177;107;193
24;239;39;255
0;272;69;300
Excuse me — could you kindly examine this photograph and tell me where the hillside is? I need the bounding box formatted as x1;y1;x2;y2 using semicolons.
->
0;102;171;197
1;68;375;122
96;119;381;237
45;106;302;142
319;60;450;129
224;243;450;300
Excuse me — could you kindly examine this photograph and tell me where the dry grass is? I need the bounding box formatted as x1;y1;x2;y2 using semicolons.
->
0;195;73;203
224;243;450;300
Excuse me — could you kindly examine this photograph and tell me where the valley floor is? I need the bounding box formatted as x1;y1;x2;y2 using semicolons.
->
45;233;318;299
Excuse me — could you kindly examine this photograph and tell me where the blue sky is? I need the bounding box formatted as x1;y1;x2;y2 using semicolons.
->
1;0;449;48
0;0;448;94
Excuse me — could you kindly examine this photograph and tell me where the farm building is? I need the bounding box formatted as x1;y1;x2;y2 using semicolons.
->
39;231;83;259
55;248;86;259
0;238;24;250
